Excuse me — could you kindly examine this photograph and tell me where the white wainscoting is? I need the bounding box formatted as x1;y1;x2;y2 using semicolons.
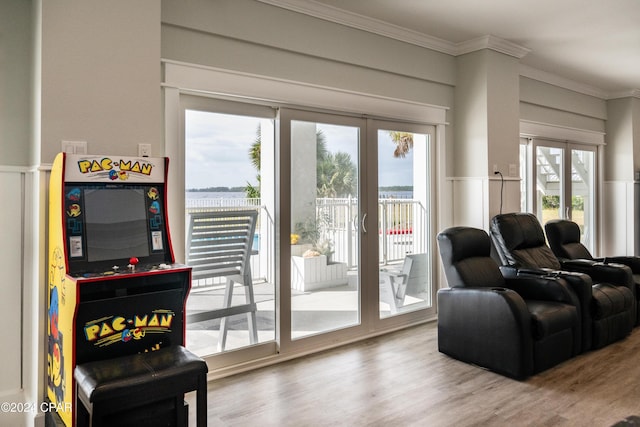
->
602;181;637;256
451;177;487;229
0;169;30;427
0;171;24;395
0;167;45;427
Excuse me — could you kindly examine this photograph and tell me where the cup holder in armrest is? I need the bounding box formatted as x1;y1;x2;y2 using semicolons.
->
491;287;508;292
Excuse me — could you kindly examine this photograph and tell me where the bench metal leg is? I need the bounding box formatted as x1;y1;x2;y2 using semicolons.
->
218;278;259;352
217;279;235;352
245;280;258;345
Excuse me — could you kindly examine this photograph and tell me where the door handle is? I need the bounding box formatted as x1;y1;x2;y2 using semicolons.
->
361;213;367;234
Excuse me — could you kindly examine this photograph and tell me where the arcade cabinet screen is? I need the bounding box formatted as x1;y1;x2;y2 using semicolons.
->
83;188;150;262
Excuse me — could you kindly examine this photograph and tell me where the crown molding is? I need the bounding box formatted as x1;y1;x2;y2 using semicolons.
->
258;0;530;58
256;0;457;55
456;35;530;59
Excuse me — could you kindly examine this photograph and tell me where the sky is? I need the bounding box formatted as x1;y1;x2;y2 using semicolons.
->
185;109;415;190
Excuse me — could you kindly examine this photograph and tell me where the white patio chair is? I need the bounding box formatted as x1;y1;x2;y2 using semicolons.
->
379;253;427;313
186;209;259;351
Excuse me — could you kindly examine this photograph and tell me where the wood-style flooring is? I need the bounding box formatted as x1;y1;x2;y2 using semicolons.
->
190;321;640;426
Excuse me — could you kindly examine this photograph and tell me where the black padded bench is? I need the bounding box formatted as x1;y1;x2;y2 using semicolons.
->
74;346;208;427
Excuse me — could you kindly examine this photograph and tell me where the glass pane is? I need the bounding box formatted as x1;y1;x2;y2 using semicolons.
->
290;121;360;339
536;146;564;223
571;149;595;252
378;130;431;318
184;110;276;355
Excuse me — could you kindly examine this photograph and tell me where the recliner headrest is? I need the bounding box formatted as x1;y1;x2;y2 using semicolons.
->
438;226;489;263
490;213;561;270
545;219;594;260
491;213;546;250
437;226;505;289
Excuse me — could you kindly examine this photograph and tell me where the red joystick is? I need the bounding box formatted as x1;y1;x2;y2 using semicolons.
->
129;257;139;266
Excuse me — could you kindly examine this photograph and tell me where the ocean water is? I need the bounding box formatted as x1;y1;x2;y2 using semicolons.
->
186;191;247;199
187;191;414;199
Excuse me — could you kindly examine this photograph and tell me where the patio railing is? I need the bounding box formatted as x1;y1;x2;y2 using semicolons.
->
185;195;425;287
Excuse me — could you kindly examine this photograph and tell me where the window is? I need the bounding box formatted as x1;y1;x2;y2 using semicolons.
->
520;138;597;252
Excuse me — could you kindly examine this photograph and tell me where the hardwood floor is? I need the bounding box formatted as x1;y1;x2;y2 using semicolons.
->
189;321;640;426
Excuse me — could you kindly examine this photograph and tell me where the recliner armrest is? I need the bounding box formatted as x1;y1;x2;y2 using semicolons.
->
496;265;592;305
504;276;579;307
560;259;634;290
498;265;557;279
599;256;640;274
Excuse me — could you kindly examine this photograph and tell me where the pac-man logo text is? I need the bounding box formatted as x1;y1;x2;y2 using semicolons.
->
77;157;153;178
83;309;174;347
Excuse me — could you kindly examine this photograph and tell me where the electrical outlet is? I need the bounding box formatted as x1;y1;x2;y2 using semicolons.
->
509;163;517;177
492;164;498;173
138;144;152;157
61;141;87;154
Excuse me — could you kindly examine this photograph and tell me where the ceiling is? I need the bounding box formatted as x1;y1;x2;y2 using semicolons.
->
267;0;640;98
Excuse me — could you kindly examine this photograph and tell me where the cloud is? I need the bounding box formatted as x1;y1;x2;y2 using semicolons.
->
185;110;261;188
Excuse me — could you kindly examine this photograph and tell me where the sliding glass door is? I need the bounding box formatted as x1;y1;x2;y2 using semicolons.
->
181;99;438;366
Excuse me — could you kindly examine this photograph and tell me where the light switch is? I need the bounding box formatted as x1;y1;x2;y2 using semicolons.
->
61;141;87;154
138;144;152;157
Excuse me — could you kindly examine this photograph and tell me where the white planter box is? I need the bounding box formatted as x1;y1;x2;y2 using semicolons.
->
291;255;348;291
291;243;313;257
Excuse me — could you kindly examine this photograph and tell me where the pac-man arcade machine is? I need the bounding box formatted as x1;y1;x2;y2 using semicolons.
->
47;153;191;426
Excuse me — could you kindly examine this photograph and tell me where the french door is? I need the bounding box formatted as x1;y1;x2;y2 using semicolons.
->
525;139;597;252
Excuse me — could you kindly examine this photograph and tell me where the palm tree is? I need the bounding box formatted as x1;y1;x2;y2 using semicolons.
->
389;131;414;158
245;126;262;198
317;152;357;198
316;129;328;161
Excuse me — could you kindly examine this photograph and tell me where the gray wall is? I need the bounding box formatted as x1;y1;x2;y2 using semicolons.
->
1;0;33;167
40;0;162;163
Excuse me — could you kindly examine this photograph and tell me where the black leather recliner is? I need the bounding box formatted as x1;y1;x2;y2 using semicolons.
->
437;226;580;380
490;212;634;351
545;219;640;325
